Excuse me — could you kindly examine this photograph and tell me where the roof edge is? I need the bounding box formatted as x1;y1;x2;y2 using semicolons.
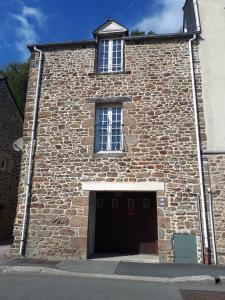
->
27;39;95;50
125;32;195;41
28;33;195;51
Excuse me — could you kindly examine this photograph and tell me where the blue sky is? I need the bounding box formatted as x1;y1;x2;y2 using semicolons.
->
0;0;185;68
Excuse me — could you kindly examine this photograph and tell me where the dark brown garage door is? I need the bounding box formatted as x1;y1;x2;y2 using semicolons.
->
95;192;158;255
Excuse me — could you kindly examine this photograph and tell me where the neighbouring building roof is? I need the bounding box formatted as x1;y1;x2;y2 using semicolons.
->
0;76;23;119
183;0;199;33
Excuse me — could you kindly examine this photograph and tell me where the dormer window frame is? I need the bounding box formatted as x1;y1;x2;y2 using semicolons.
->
97;37;124;74
93;18;128;74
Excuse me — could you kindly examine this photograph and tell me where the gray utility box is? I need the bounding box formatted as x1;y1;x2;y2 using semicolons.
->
173;233;197;263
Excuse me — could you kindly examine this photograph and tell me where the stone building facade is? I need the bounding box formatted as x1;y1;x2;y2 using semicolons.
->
0;76;23;241
11;20;206;263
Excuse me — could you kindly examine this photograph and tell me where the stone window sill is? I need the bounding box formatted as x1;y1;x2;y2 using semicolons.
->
92;152;127;158
88;71;131;76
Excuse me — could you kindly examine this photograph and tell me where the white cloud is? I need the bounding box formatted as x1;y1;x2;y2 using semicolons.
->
10;4;46;60
11;14;37;41
133;0;185;34
23;6;45;28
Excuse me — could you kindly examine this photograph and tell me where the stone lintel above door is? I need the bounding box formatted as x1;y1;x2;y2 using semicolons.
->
82;181;165;191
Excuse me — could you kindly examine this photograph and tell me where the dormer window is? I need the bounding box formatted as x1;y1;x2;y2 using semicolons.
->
98;39;123;73
93;18;128;74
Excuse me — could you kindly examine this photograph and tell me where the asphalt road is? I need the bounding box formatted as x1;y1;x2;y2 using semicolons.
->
0;273;225;300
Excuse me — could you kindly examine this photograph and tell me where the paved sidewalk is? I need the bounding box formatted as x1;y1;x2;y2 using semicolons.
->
115;262;225;278
1;258;225;282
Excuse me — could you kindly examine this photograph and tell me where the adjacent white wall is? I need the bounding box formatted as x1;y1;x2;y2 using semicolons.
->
198;0;225;150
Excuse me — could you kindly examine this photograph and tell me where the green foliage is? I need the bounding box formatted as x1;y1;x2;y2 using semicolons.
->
130;30;146;36
0;61;29;114
147;31;155;35
130;30;156;36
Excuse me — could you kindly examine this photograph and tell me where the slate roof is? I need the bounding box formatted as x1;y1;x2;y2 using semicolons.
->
0;76;23;119
27;32;194;51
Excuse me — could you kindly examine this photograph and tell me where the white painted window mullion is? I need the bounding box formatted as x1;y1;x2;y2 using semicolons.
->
121;40;124;71
120;108;123;151
107;108;112;151
108;40;113;72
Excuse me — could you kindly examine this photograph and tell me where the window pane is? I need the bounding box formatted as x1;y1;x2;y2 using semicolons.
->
100;53;106;59
98;40;109;72
111;107;122;151
98;39;123;73
112;40;123;72
96;108;109;151
95;107;122;152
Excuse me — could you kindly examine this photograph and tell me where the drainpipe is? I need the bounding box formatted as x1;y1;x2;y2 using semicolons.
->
20;46;43;256
197;194;204;263
208;188;217;265
189;34;209;264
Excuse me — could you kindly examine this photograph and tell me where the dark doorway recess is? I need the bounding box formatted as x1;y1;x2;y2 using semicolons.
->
95;192;158;255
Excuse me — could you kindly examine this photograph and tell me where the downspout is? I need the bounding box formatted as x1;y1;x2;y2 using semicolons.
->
208;188;217;264
189;34;209;264
197;194;204;263
20;46;43;256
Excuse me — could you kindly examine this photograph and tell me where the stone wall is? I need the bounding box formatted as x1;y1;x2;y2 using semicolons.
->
12;38;203;261
0;78;23;240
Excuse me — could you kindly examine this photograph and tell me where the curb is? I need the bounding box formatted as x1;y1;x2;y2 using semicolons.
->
0;266;217;283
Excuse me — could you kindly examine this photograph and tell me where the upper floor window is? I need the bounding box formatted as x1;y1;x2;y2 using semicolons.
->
95;106;123;152
98;39;123;73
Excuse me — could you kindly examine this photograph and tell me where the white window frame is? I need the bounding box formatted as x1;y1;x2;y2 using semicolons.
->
98;39;124;73
95;106;123;153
